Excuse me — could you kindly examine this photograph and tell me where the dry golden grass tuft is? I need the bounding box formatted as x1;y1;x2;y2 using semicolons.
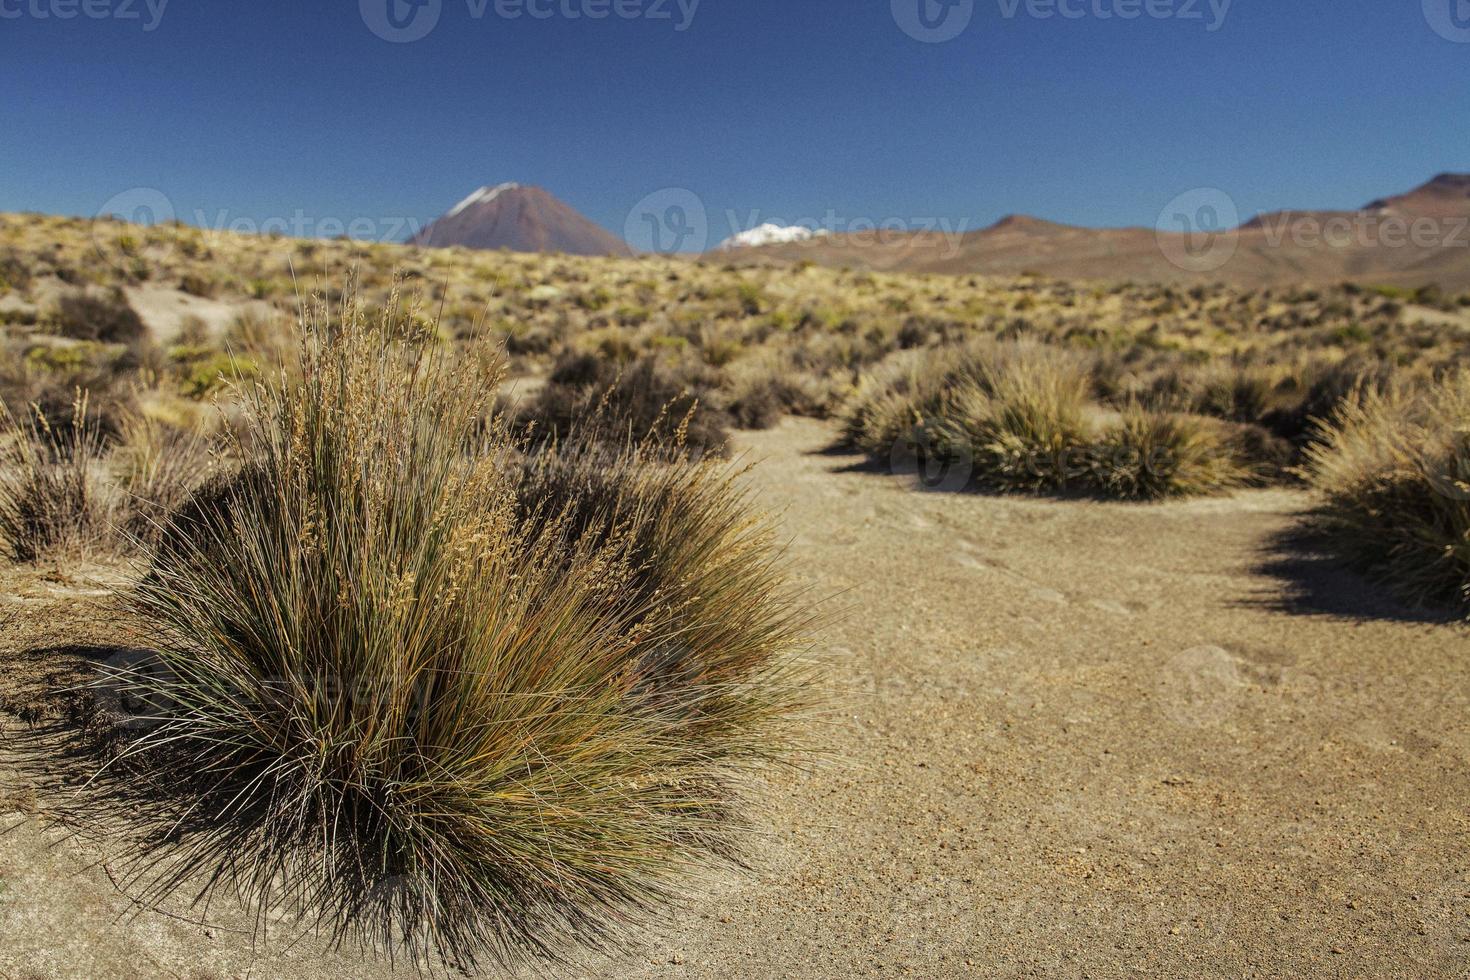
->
103;287;813;971
1305;373;1470;615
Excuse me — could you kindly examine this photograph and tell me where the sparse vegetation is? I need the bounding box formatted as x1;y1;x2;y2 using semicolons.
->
5;211;1463;599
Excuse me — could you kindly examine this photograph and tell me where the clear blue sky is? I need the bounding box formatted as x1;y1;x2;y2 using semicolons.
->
2;0;1466;245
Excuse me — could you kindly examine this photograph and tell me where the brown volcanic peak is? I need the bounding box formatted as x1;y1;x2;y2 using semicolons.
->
982;214;1075;235
1363;172;1470;219
410;184;632;257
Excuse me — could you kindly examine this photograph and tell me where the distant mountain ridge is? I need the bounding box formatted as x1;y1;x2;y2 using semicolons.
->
410;184;631;257
735;174;1470;290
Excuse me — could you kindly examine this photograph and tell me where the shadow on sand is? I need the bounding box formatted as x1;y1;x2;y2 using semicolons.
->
1249;527;1463;626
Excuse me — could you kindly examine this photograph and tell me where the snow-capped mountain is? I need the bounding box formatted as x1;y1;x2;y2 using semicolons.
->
410;184;631;257
718;223;829;250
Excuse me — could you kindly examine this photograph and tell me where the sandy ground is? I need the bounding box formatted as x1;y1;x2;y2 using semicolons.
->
2;417;1468;979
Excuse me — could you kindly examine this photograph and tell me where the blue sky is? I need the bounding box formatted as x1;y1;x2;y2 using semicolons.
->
1;0;1466;246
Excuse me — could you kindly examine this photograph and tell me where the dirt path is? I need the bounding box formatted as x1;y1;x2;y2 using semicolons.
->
2;418;1468;978
602;419;1470;979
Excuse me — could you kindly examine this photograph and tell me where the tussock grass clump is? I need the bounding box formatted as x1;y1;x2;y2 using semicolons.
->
940;348;1094;492
112;412;215;546
1305;374;1470;613
843;344;1249;500
839;346;978;459
0;391;122;562
1088;409;1249;500
115;292;810;970
525;352;732;456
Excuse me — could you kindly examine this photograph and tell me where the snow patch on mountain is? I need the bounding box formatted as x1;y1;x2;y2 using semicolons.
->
446;183;522;218
718;223;830;250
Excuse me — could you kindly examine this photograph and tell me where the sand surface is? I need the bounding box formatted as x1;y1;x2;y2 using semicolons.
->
2;418;1468;978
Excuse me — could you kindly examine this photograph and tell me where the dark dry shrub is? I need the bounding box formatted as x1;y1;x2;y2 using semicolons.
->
0;248;31;292
527;352;731;457
1195;367;1274;423
112;291;810;971
725;374;785;429
1304;374;1470;614
1259;355;1399;445
48;287;147;344
178;272;217;298
0;391;121;562
1088;409;1248;500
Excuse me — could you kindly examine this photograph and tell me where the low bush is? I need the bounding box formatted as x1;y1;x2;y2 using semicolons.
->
839;345;980;458
48;287;147;344
1304;374;1470;614
844;344;1249;500
524;352;732;456
938;348;1094;493
1088;409;1249;500
112;293;810;971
